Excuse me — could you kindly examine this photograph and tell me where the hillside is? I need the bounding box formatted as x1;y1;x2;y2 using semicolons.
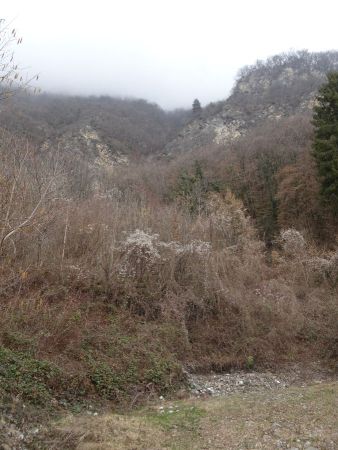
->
165;50;338;153
0;93;190;165
0;49;337;449
2;50;338;164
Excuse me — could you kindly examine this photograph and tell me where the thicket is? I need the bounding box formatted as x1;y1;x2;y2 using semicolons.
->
160;114;336;243
0;125;337;408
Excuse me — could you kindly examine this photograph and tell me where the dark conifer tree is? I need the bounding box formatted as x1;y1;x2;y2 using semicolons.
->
313;72;338;211
192;98;202;117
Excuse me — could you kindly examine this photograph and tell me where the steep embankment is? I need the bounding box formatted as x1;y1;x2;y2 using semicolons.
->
165;50;338;153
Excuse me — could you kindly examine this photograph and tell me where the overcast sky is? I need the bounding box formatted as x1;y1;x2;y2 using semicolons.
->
2;0;338;109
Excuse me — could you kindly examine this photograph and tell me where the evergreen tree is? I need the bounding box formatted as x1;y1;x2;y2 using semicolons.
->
192;98;202;117
175;161;221;214
313;72;338;211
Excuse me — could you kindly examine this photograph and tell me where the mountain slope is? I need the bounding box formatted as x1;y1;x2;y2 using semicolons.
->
0;94;190;166
165;50;338;153
1;50;338;165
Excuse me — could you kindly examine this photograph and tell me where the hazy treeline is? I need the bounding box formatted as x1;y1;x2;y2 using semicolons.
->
0;93;191;157
231;50;338;112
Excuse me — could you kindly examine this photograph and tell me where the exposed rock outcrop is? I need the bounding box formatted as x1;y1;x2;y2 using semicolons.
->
42;125;129;169
165;50;338;154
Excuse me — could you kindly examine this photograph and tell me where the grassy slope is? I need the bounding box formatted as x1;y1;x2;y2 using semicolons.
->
47;382;338;449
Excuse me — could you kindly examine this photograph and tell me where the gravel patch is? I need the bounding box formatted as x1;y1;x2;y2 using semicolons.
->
187;362;337;397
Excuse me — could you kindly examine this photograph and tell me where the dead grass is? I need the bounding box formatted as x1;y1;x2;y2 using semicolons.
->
48;382;338;450
197;382;338;449
50;414;167;450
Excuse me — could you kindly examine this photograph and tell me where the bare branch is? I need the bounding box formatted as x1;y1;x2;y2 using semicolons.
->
0;18;40;100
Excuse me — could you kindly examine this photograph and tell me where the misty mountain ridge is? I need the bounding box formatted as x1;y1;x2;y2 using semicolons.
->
0;94;190;168
1;49;338;165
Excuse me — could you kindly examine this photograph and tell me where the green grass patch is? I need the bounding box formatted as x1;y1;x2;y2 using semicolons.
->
147;404;206;432
0;346;60;405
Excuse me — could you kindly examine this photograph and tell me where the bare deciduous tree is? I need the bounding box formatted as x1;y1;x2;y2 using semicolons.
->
0;18;39;100
0;133;63;257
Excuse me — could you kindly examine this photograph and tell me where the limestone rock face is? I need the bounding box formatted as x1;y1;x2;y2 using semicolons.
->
165;51;338;154
42;125;129;169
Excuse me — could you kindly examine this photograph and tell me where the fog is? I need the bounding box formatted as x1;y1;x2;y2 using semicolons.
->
3;0;338;109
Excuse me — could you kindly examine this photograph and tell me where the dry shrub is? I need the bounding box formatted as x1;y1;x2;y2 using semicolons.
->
0;295;84;357
206;191;257;248
280;228;306;257
0;135;337;389
51;413;167;450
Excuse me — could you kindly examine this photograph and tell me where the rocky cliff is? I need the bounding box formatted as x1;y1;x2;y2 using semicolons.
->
165;50;338;153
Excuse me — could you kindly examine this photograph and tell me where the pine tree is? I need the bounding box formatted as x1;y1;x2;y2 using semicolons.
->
192;98;202;117
313;72;338;211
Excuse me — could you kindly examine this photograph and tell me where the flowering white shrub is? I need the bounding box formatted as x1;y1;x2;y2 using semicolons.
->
160;239;211;256
280;229;306;256
300;252;338;285
123;229;160;259
118;229;210;278
306;257;331;272
118;229;160;277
